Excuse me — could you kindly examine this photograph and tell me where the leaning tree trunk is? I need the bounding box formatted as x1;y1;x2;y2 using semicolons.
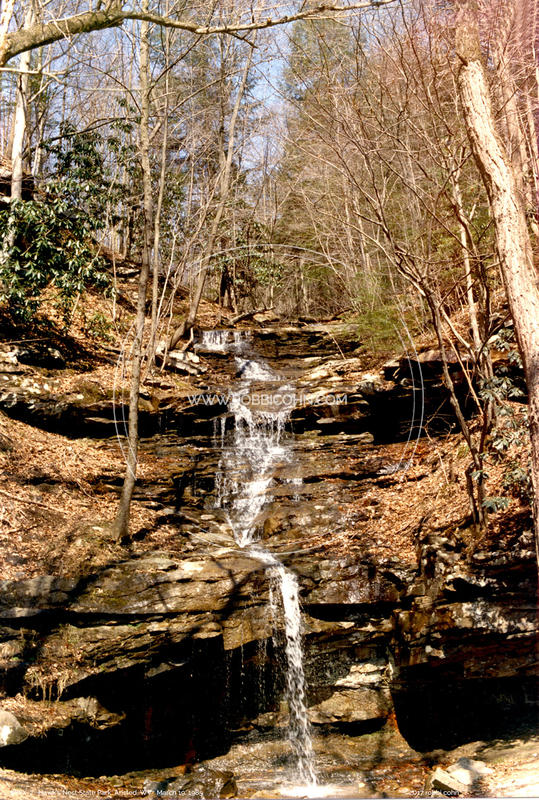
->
113;9;154;541
454;0;539;565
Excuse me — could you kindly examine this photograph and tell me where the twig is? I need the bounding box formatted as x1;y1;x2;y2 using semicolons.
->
2;522;40;535
0;488;67;515
326;329;346;360
1;338;51;344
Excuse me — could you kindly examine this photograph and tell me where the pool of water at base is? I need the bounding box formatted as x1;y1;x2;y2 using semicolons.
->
196;727;430;799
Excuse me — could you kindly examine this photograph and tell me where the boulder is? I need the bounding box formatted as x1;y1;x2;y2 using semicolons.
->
308;687;390;724
425;767;468;795
0;710;28;747
253;310;280;324
14;345;66;369
159;346;207;375
70;696;126;730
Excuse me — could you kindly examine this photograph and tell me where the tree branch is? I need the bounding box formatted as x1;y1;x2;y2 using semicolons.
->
0;0;397;66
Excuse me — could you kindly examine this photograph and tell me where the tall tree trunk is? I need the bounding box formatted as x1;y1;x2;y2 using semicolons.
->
10;4;34;200
149;24;170;360
113;10;154;541
451;164;481;353
454;0;539;564
0;4;34;272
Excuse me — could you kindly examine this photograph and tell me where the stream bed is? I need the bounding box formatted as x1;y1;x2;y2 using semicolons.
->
0;324;536;798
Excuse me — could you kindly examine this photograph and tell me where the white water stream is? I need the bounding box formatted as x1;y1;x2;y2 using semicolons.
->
208;329;317;787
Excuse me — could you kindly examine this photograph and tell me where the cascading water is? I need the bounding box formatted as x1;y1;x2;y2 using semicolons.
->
210;330;317;788
263;551;317;785
198;329;251;353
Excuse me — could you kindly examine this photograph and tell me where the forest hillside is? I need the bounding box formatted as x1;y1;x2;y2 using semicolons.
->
0;1;537;798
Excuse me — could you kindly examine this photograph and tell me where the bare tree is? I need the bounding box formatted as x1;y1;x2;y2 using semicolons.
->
113;4;154;541
452;0;539;562
273;3;503;524
168;28;256;349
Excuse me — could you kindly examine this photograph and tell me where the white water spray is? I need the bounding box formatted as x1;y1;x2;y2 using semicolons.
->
199;329;251;353
260;547;317;785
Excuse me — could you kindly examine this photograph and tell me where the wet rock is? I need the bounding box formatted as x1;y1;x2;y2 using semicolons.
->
252;710;286;729
304;561;403;605
144;767;237;798
335;661;387;688
0;553;263;619
0;710;28;746
0;322;535;774
249;324;360;362
70;552;264;616
0;550;273;697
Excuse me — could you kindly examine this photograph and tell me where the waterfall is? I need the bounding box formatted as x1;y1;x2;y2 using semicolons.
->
198;328;251;354
263;549;317;785
211;330;317;787
200;329;232;351
276;566;317;785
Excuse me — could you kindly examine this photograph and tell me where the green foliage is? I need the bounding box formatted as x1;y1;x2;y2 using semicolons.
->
84;311;113;341
482;496;510;512
0;198;109;321
0;126;111;321
479;325;532;504
502;463;532;500
44;123;110;221
353;287;416;352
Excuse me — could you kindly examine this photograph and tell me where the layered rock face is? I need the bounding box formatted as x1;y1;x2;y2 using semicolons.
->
0;324;536;775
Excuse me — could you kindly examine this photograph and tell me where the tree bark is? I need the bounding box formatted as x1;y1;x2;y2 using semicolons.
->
0;0;16;65
454;0;539;564
113;9;153;541
0;3;34;274
10;5;34;200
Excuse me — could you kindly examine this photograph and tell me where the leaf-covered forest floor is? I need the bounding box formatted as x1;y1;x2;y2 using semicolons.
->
0;280;533;580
